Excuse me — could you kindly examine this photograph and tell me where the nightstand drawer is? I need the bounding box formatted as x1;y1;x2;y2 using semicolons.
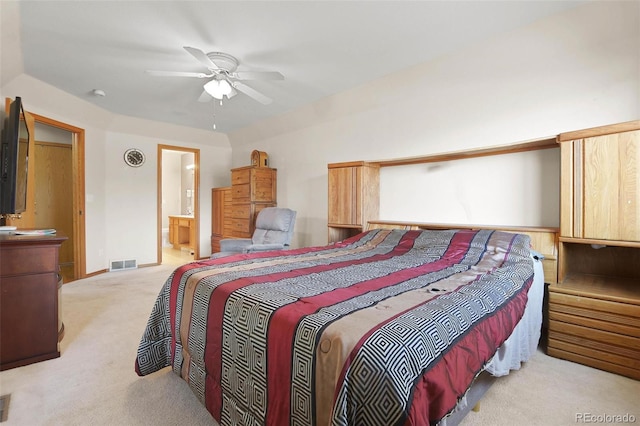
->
548;291;640;318
547;336;640;380
548;309;640;337
549;321;640;349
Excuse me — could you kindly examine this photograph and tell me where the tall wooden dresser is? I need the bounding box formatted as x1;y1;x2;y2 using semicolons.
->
230;166;277;238
0;233;67;370
547;120;640;380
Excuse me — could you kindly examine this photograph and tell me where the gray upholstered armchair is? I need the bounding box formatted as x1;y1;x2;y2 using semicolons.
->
212;207;297;258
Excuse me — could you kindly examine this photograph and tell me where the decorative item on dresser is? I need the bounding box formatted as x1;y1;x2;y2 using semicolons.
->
548;120;640;380
250;149;269;167
0;232;67;370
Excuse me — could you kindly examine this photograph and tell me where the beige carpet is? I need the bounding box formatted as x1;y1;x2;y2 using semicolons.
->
0;260;638;426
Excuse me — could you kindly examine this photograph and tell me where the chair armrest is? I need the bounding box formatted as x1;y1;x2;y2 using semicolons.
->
244;243;286;253
219;238;252;252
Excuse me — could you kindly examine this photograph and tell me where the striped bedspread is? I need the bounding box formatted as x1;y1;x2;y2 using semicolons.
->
136;228;534;425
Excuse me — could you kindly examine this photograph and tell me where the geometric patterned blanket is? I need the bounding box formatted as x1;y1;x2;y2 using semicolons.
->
136;229;533;426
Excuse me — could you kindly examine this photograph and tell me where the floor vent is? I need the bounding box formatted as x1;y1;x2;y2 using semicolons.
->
109;259;138;272
1;394;10;422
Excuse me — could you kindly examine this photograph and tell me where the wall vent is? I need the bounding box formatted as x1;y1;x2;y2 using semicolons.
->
109;259;137;272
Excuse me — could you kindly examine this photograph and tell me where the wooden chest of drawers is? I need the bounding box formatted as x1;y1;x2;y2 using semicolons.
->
1;233;67;370
547;281;640;380
230;166;277;238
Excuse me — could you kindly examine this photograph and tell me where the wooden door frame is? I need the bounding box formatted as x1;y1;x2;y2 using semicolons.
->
30;112;86;280
157;144;200;263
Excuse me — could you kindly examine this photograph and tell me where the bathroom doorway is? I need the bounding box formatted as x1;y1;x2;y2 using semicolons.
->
157;144;200;265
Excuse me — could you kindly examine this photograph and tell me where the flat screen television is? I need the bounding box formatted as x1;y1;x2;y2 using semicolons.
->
0;96;30;215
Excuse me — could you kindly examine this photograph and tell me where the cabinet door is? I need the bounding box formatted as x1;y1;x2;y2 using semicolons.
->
583;130;640;242
328;166;361;226
211;188;225;235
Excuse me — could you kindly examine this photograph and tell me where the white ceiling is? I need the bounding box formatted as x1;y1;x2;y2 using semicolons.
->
12;1;587;134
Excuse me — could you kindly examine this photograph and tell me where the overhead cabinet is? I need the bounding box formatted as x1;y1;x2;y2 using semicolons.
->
327;161;379;243
560;126;640;242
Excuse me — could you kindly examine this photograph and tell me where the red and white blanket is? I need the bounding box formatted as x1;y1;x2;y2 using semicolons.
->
136;229;533;425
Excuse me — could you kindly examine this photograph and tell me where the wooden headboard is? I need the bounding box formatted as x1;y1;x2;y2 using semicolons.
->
367;220;559;283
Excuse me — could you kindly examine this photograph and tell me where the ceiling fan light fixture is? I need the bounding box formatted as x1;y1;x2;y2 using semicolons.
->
204;79;233;100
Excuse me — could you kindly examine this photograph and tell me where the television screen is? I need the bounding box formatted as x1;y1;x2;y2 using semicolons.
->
0;97;30;215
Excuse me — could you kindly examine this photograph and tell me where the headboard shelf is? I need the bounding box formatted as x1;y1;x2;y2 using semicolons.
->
369;136;557;168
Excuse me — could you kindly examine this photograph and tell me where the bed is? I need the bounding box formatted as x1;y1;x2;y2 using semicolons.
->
136;225;550;425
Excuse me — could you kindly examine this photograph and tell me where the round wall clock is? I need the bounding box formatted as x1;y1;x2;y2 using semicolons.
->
124;148;145;167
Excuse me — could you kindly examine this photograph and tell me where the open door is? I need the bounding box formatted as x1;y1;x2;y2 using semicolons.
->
157;144;200;264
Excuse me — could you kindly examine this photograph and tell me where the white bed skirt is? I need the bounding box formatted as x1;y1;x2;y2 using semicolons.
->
484;251;544;376
440;252;545;425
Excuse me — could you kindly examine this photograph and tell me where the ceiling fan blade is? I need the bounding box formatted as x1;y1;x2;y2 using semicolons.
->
232;82;273;105
146;70;211;78
233;71;284;80
184;46;219;70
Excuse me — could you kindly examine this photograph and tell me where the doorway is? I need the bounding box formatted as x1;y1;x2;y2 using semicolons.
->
31;114;86;281
157;144;200;265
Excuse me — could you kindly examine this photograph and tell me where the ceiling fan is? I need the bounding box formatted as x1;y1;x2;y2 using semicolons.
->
147;46;284;105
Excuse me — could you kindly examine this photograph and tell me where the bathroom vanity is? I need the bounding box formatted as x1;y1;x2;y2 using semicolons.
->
168;215;195;253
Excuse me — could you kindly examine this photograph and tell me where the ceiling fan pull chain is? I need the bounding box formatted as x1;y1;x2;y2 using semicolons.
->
212;99;217;130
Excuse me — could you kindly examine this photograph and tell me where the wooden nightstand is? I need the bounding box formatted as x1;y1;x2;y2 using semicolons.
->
547;121;640;380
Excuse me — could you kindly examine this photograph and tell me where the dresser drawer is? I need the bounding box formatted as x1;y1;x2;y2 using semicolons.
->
548;305;640;337
231;168;251;185
231;204;251;219
232;184;251;201
0;246;60;276
231;218;251;235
